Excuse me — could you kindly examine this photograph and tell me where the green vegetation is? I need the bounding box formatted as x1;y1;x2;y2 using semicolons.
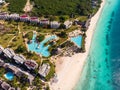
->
31;0;92;16
0;34;14;48
60;41;74;48
57;31;67;38
0;21;41;63
59;16;69;23
6;0;27;13
9;34;25;50
6;74;29;89
0;67;5;77
77;16;88;22
81;33;86;52
32;76;42;89
24;51;41;63
25;31;33;40
36;34;45;42
15;45;27;53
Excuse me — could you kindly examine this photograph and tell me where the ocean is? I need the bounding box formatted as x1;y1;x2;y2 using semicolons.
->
75;0;120;90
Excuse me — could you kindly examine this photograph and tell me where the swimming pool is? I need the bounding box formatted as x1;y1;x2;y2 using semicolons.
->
4;72;14;80
28;34;57;57
71;35;82;48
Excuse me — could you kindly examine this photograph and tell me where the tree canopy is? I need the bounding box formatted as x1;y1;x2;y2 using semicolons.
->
36;34;45;42
6;0;27;13
31;0;93;16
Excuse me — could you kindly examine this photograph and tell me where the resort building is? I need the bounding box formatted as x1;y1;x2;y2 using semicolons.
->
64;20;72;29
9;87;16;90
1;82;11;90
3;48;15;59
0;79;2;85
0;45;4;54
27;73;35;85
13;54;26;64
38;63;50;77
0;12;79;30
50;21;60;29
4;63;19;74
30;17;39;23
9;13;19;20
40;19;50;25
73;19;79;25
24;60;38;70
0;59;4;67
73;19;85;27
15;71;24;78
0;0;5;4
84;19;91;29
0;80;15;90
20;14;29;22
0;12;9;20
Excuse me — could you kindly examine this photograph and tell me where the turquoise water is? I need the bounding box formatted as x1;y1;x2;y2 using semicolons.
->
4;72;14;80
75;0;120;90
28;34;57;57
71;35;82;48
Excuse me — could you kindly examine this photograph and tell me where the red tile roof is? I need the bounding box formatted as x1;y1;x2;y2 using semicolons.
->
20;14;28;18
24;60;38;69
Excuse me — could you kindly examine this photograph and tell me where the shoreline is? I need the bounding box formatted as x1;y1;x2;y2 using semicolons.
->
49;0;106;90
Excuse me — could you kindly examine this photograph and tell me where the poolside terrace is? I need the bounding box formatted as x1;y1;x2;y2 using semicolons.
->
68;29;83;37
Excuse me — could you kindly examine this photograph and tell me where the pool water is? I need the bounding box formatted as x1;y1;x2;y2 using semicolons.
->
71;35;82;48
28;34;57;57
4;72;14;80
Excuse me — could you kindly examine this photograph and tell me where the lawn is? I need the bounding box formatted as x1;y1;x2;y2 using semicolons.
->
0;34;15;48
8;27;24;50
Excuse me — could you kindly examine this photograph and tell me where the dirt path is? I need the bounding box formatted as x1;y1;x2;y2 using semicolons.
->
18;25;21;34
7;36;16;47
23;0;33;12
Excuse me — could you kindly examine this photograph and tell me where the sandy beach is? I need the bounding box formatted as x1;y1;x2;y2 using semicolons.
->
49;0;106;90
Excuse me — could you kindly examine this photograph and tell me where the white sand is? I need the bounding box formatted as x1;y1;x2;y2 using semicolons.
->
49;0;106;90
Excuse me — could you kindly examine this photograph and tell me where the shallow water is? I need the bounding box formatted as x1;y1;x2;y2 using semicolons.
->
75;0;120;90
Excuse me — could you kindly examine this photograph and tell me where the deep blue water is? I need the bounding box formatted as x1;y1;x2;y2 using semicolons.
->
75;0;120;90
